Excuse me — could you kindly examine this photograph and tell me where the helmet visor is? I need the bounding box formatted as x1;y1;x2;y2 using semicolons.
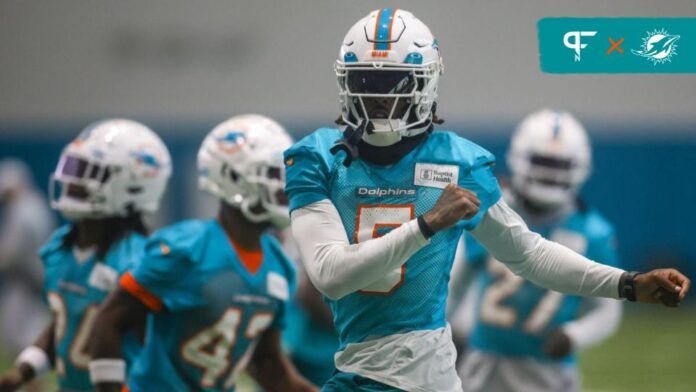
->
57;155;111;183
530;154;573;170
525;153;575;188
346;70;416;95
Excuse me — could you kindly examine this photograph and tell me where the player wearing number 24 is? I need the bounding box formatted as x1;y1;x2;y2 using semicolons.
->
0;119;172;392
88;115;317;392
283;8;691;392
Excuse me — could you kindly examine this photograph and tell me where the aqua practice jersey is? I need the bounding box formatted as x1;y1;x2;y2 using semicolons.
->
284;128;502;350
121;219;296;392
466;207;620;364
40;225;145;391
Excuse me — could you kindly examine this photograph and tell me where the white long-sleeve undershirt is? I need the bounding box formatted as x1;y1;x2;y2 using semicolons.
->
290;199;625;301
290;199;429;300
470;200;624;299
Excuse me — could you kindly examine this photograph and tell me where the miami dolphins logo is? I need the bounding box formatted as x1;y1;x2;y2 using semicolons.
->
215;131;247;154
130;149;161;178
631;28;680;65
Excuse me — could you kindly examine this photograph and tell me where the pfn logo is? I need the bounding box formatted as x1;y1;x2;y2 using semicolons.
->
563;31;597;61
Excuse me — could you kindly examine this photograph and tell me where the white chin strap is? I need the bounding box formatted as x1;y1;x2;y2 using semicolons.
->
362;131;402;147
361;119;432;147
370;119;405;133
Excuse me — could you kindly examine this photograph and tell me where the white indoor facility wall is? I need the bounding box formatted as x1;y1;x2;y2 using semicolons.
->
1;0;695;136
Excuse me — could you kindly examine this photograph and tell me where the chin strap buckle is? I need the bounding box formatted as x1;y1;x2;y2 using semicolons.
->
330;121;368;167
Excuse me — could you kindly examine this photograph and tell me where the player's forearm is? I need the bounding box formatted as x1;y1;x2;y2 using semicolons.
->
248;330;318;392
471;200;624;298
563;298;623;350
89;312;126;392
11;320;56;384
298;277;335;329
291;200;429;300
515;238;623;298
89;289;148;392
90;307;126;361
250;357;316;392
33;320;56;366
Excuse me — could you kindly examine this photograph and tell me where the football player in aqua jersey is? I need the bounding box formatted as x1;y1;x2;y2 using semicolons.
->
283;8;690;392
450;109;623;392
0;119;171;392
88;115;317;392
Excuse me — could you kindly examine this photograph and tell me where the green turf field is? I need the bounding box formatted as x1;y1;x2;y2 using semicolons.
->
580;305;696;392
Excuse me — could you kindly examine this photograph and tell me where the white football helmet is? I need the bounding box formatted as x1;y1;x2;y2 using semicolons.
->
336;8;443;139
507;109;592;209
50;119;172;220
197;114;293;227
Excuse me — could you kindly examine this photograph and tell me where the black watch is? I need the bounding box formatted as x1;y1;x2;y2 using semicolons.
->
417;215;436;239
619;271;642;301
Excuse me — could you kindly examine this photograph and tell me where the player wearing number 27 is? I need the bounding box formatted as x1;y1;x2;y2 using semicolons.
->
284;8;690;392
88;115;317;392
450;110;622;392
0;119;171;392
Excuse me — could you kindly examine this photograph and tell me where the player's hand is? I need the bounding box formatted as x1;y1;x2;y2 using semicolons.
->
635;268;690;307
542;330;572;359
422;184;480;232
0;367;25;392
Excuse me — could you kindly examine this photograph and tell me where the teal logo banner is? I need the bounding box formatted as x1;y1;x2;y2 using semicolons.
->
539;18;696;73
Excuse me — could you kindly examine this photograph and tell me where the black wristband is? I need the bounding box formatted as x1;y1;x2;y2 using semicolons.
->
619;271;641;301
417;215;436;239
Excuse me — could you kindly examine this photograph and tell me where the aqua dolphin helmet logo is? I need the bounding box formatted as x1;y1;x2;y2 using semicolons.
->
215;131;247;154
632;28;680;65
130;149;161;178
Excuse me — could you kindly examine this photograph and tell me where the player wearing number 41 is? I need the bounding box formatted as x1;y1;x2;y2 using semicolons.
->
88;115;317;392
0;119;172;392
283;8;691;392
449;109;623;392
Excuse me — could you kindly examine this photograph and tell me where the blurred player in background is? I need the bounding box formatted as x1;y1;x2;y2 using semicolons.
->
89;115;317;392
450;109;623;392
0;159;55;356
281;233;339;386
283;8;690;391
0;119;171;391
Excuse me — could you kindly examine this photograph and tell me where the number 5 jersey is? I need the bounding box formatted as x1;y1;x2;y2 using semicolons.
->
284;128;501;390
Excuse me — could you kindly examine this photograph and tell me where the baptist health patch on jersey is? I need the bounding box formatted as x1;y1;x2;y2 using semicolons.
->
267;272;289;301
414;163;459;189
88;263;118;291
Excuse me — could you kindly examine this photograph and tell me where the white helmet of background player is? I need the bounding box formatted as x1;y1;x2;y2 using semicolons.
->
336;8;443;140
198;114;293;227
507;109;592;209
50;119;172;220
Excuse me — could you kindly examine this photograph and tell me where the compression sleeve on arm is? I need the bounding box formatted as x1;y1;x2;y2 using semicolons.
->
290;199;429;300
470;200;625;299
563;298;623;350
